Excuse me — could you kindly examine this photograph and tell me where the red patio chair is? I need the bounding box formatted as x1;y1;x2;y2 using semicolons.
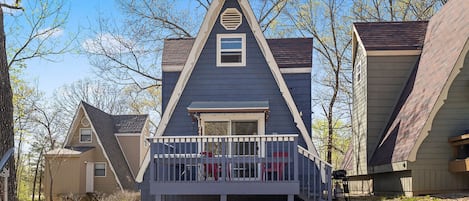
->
201;152;219;180
262;152;288;181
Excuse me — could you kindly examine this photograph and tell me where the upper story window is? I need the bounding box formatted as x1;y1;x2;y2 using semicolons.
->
80;128;92;143
217;34;246;67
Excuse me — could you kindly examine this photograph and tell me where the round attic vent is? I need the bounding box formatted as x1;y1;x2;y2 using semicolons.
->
81;117;90;127
221;8;242;30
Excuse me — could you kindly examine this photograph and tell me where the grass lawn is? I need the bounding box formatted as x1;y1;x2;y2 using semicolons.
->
347;193;469;201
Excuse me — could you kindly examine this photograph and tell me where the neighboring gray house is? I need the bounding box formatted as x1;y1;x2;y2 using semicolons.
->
343;0;469;196
136;0;332;201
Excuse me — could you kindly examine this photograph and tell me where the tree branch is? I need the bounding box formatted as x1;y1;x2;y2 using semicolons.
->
0;3;23;10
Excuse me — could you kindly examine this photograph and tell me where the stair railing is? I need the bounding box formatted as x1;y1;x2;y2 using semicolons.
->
297;146;332;201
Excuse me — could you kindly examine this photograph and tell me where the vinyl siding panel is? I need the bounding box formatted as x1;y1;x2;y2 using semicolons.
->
92;142;122;194
162;72;180;112
352;44;368;175
163;0;305;146
373;171;413;196
283;73;312;135
116;136;140;177
366;55;419;162
411;52;469;194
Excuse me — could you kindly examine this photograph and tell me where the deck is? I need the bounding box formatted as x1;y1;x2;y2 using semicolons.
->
147;135;332;201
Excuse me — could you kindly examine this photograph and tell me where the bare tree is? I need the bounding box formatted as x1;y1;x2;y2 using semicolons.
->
29;102;64;201
287;0;352;164
53;78;132;118
83;0;291;124
353;0;446;21
0;0;71;199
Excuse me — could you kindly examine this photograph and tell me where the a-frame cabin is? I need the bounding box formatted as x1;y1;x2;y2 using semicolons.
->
136;1;332;200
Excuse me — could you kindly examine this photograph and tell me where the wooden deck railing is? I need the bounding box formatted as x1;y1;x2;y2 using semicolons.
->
148;135;332;200
298;146;333;201
151;135;298;183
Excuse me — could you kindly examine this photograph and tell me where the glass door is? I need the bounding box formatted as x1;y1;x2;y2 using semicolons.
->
231;121;259;180
200;113;265;181
203;121;229;155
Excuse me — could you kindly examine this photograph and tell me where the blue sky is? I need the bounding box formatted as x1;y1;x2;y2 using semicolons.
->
19;0;209;97
21;0;120;97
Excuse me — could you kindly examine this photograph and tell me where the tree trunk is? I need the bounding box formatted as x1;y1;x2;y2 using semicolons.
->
0;7;18;201
32;148;43;201
38;167;43;201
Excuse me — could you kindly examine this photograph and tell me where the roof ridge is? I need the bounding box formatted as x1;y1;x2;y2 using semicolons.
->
353;21;429;25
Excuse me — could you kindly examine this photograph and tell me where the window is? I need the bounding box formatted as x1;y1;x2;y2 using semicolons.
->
200;113;264;180
217;34;246;67
356;60;362;82
94;163;106;177
80;128;92;143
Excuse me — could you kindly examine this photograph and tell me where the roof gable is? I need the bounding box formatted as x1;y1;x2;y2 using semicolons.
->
369;0;469;166
136;0;317;182
80;102;142;190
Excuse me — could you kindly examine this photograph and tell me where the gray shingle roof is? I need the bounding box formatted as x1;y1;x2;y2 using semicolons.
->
113;115;148;133
354;21;428;51
81;101;148;190
162;38;313;69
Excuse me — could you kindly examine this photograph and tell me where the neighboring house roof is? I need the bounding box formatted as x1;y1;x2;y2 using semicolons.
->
81;101;148;190
45;147;94;156
162;37;313;69
137;0;317;182
353;21;428;51
369;0;469;166
113;115;148;133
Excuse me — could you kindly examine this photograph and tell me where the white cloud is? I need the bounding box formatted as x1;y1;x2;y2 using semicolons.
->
82;33;137;54
37;27;64;39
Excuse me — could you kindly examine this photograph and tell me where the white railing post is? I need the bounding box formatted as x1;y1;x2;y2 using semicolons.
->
221;137;226;181
293;137;298;181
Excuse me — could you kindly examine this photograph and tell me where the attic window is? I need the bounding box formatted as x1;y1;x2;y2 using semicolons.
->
217;34;246;67
221;8;242;30
80;128;92;143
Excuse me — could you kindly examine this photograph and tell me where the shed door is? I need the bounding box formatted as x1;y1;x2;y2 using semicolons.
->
86;162;94;192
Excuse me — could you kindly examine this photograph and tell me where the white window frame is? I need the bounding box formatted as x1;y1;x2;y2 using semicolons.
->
200;113;265;156
79;128;92;143
200;113;265;180
216;34;246;67
356;58;363;82
94;162;106;177
200;113;265;136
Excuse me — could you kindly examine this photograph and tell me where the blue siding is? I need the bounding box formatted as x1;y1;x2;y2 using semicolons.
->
140;168;154;201
162;0;310;147
283;73;312;135
162;72;180;112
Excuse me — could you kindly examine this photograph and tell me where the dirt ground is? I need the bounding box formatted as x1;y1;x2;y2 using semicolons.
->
344;193;469;201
